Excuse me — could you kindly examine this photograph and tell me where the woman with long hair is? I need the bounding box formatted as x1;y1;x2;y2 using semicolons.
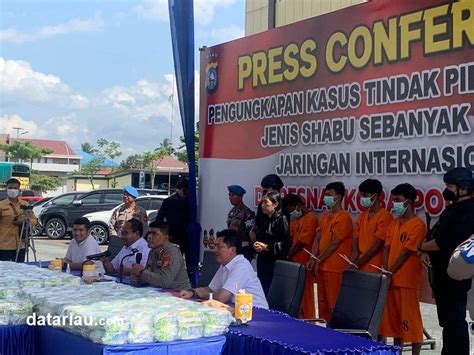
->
253;190;290;295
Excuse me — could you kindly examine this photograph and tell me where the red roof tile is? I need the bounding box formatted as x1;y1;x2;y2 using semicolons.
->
153;155;188;169
96;168;113;175
13;138;76;157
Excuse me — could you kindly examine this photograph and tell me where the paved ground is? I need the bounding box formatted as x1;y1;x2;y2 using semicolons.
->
28;237;474;354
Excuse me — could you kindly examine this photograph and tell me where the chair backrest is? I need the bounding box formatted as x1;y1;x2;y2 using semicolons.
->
197;250;220;287
330;269;388;339
267;260;306;318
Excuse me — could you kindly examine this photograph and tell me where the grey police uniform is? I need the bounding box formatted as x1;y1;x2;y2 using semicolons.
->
140;243;191;290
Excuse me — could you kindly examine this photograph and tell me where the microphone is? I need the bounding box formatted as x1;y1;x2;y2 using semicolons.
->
136;253;143;265
86;250;111;260
119;248;139;283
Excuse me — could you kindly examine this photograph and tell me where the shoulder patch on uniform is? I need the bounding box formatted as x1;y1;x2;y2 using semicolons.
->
162;254;171;267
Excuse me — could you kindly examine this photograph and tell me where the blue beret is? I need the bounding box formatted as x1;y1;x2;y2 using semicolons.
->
227;185;246;196
124;185;138;198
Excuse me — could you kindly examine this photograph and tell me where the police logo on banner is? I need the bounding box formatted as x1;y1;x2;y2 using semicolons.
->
206;62;218;94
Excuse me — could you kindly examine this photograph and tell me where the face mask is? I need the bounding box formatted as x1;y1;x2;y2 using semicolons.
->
290;208;302;219
7;189;19;199
324;196;336;208
392;201;407;217
442;188;457;202
360;195;375;208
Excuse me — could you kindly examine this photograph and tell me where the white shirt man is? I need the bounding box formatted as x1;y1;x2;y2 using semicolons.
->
111;237;149;270
101;219;150;276
65;218;104;274
179;229;268;309
209;254;268;308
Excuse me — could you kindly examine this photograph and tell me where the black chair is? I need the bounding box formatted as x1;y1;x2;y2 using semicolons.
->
267;260;306;318
311;269;388;340
197;250;220;287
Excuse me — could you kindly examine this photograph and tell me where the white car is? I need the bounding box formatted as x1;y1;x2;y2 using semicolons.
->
83;195;167;245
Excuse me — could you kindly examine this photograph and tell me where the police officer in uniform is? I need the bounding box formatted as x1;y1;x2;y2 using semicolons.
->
130;221;191;290
0;178;37;262
227;185;255;262
108;185;147;259
419;167;474;355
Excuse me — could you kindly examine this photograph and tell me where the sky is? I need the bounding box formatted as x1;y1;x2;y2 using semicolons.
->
0;0;245;159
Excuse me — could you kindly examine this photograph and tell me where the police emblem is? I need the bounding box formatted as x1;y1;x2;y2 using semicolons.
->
206;62;218;94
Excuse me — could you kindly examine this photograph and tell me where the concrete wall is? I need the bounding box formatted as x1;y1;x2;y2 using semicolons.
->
67;177;109;192
110;174;131;188
245;0;367;35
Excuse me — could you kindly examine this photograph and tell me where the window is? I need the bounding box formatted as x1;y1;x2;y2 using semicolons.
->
52;194;76;205
103;192;124;204
81;193;102;205
149;199;163;211
137;199;150;210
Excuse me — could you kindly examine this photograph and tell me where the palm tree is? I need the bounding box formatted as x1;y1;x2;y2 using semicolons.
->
81;142;97;154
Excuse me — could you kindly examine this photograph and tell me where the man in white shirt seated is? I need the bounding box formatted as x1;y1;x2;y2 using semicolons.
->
101;218;149;275
64;217;105;274
179;229;268;309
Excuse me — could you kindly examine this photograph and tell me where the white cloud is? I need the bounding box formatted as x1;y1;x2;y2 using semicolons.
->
0;57;89;108
135;0;236;25
0;71;197;158
43;113;89;146
194;0;236;26
0;14;104;44
100;76;175;121
135;0;168;22
209;24;244;43
0;114;47;138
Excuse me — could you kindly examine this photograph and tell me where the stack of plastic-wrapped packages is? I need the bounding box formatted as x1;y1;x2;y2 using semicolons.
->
0;262;81;325
0;261;234;345
27;282;234;344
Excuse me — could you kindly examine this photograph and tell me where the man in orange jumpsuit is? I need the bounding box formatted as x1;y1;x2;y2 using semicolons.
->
352;179;393;272
308;181;353;322
283;193;319;318
379;183;426;355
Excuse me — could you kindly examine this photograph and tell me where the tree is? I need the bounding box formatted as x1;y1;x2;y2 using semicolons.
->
78;138;121;190
158;138;175;156
176;127;199;171
119;154;145;170
0;141;53;167
143;149;167;189
81;142;97;154
30;172;60;193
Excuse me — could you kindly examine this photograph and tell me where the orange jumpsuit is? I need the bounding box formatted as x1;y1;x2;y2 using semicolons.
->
379;217;426;343
354;208;393;272
289;212;319;318
317;210;353;322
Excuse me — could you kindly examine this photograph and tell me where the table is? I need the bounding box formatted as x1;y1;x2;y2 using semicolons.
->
224;308;400;355
0;325;34;355
0;325;226;355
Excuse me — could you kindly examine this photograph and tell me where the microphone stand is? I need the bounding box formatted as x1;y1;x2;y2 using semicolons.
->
119;248;138;283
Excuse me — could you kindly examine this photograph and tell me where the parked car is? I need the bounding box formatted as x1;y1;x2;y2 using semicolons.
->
39;189;166;240
30;197;53;236
83;195;167;244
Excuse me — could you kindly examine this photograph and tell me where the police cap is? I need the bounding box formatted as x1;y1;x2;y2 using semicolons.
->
123;185;139;198
227;185;246;196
